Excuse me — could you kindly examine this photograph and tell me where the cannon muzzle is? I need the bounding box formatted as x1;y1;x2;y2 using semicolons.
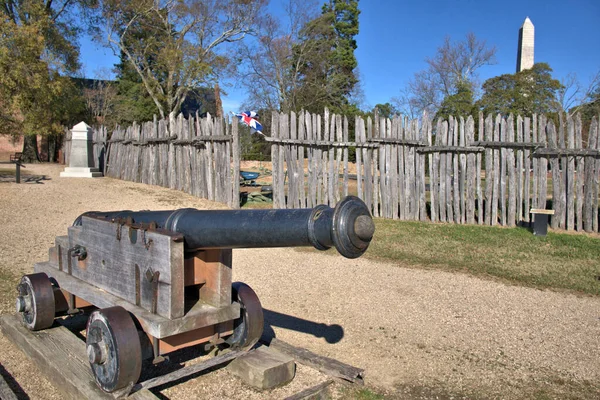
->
75;196;374;259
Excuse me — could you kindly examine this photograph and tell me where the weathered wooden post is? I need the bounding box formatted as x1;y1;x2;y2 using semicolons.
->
60;122;102;178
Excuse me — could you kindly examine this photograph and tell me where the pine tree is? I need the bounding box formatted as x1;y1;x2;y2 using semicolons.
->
111;52;159;127
435;81;476;121
477;63;563;116
294;0;360;114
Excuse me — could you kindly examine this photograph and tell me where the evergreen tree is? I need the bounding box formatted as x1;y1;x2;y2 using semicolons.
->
238;0;321;113
477;63;563;116
111;53;159;127
322;0;359;104
373;103;399;119
294;0;360;114
435;81;476;121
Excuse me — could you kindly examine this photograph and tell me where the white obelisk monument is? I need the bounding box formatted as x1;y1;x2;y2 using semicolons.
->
516;17;535;72
60;122;102;178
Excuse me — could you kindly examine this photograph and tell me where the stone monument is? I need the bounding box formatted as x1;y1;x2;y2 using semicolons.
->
60;122;102;178
516;17;535;72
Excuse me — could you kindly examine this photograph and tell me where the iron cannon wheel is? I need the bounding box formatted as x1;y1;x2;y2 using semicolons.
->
226;282;264;350
86;306;142;393
16;273;55;331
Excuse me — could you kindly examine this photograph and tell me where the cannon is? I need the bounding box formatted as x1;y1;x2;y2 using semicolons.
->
15;196;374;393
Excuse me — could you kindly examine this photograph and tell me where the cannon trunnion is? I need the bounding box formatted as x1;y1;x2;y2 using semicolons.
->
15;196;374;393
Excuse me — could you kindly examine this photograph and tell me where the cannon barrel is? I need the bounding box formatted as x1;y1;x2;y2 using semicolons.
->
75;196;374;259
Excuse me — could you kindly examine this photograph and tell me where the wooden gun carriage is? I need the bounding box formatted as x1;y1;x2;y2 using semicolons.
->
15;196;374;394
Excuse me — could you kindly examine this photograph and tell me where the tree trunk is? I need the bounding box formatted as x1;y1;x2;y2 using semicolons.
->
21;135;40;163
215;83;223;118
48;134;60;162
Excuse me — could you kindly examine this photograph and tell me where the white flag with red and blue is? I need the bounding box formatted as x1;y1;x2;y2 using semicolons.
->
233;111;263;134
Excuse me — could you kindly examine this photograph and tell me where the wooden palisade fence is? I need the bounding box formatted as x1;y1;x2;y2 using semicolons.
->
268;110;600;233
104;112;240;209
87;109;598;233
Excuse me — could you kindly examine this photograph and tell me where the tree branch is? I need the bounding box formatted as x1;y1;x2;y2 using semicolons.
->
49;0;73;22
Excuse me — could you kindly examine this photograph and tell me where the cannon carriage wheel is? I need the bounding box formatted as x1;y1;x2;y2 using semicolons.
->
16;273;56;331
226;282;264;350
86;306;142;393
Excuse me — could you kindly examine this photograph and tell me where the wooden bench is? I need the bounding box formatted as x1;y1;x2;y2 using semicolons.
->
1;153;25;183
9;152;22;163
530;209;555;236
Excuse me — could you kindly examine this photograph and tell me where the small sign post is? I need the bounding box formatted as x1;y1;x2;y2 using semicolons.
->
530;209;555;236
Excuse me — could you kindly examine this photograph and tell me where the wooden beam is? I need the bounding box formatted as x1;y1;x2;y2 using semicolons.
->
417;146;485;154
532;149;600;157
227;346;295;390
263;137;380;148
197;249;232;308
263;338;364;385
368;138;426;146
0;315;157;400
530;208;555;215
131;350;243;393
471;141;544;149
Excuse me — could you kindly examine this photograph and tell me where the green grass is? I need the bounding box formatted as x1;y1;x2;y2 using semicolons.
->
351;388;386;400
365;219;600;296
245;187;600;295
240;200;273;209
340;387;387;400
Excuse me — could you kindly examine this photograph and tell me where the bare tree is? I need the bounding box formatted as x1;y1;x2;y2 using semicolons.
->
83;80;116;122
238;0;320;112
399;32;496;116
428;33;496;91
82;68;118;126
99;0;266;123
557;69;600;116
391;88;421;120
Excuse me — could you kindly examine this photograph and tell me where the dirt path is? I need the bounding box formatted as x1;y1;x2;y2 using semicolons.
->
0;164;598;399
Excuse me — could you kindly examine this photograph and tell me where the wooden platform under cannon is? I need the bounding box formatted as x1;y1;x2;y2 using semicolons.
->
0;314;360;399
0;314;158;399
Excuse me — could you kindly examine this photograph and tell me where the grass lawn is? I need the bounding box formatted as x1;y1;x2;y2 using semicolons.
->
365;219;600;296
243;188;599;296
295;213;600;296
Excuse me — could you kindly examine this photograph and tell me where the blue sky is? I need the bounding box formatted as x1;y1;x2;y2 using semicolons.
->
356;0;600;108
79;0;600;114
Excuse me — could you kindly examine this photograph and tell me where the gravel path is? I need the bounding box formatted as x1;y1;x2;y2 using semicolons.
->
0;164;598;399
